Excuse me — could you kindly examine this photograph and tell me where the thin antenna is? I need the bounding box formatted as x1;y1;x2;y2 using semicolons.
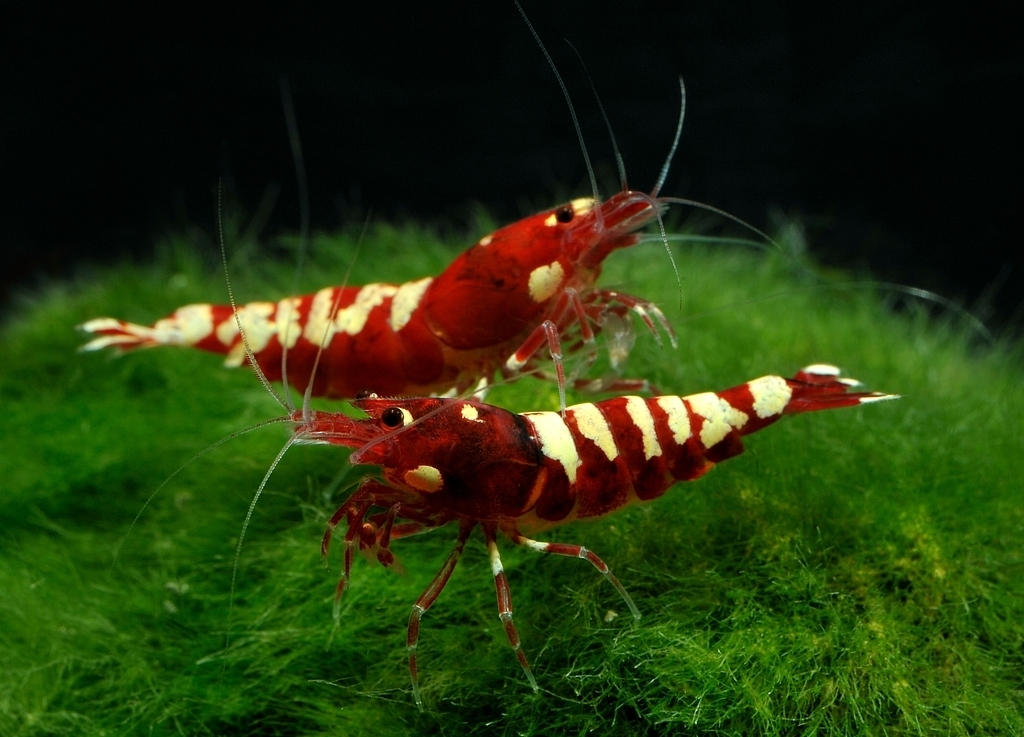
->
301;212;371;424
642;193;683;304
278;75;311;411
564;39;627;192
635;232;780;254
665;276;994;345
109;416;293;571
660;196;778;249
513;0;602;219
218;182;291;411
227;435;299;650
652;77;686;198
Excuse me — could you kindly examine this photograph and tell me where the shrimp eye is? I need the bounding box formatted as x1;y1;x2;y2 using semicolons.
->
381;407;405;428
355;389;377;400
555;205;574;223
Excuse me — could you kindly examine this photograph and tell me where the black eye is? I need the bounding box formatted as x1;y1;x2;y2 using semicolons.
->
555;205;574;223
355;389;377;400
381;407;405;428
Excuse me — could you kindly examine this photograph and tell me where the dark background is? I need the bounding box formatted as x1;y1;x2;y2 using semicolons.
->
3;3;1020;328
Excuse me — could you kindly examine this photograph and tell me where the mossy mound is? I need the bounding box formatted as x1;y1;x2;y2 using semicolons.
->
1;222;1021;735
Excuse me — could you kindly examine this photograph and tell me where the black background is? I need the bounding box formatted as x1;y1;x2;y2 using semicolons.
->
3;3;1020;327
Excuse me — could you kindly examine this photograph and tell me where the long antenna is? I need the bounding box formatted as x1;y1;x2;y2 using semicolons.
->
109;415;293;571
278;75;310;412
301;213;371;424
564;39;627;192
218;182;290;411
513;0;602;222
659;196;777;248
652;77;686;198
227;435;299;651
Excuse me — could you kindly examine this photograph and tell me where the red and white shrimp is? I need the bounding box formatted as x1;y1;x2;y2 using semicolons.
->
279;364;896;707
78;189;677;404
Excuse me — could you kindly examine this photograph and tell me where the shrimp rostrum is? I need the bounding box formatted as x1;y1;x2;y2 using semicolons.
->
290;364;896;707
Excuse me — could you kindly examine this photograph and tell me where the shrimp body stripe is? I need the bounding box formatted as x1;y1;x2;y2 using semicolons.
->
748;375;793;419
685;392;749;449
568;401;618;461
389;277;433;332
624;396;662;460
512;383;761;525
523;411;582;485
654;395;691;445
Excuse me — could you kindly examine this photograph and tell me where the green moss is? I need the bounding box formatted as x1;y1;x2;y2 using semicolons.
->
1;221;1022;735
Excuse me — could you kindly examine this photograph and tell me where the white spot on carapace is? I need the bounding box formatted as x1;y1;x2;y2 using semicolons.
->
655;396;691;445
527;261;565;303
460;403;481;422
217;302;275;365
747;375;793;419
802;363;841;376
625;397;662;460
275;297;303;350
524;411;581;484
570;197;594;217
388;277;432;332
404;465;443;493
686;392;749;449
478;234;493;247
568;403;618;461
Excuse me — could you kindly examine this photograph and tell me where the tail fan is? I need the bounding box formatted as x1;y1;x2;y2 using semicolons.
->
79;317;177;351
79;304;238;356
784;363;898;414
